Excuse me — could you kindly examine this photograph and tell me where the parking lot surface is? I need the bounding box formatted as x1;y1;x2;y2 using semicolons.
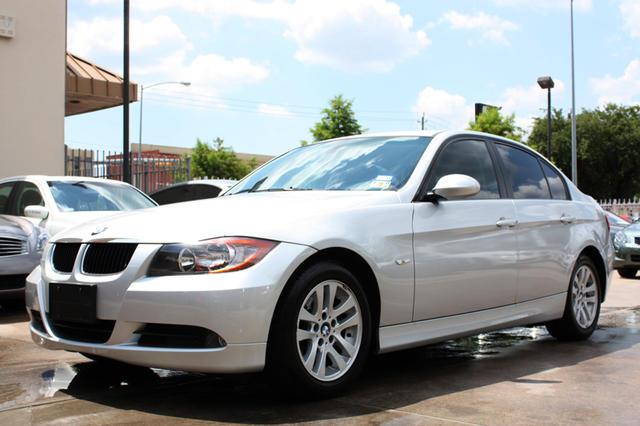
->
1;275;639;425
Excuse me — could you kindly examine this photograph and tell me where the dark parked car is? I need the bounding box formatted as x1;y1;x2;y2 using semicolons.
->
150;179;237;205
0;215;47;299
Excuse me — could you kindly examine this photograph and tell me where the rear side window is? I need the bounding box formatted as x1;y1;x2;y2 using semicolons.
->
151;187;183;205
496;144;551;200
540;161;568;200
428;139;500;199
190;185;221;201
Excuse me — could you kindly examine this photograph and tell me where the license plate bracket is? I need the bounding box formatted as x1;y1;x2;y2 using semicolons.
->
49;283;97;324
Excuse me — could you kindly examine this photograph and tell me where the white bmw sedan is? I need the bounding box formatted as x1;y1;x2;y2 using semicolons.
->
27;131;613;397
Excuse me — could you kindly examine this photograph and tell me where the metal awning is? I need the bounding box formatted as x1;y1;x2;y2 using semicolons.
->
65;52;138;116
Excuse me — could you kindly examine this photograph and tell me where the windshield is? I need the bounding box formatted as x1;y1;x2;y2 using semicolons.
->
227;136;432;195
48;181;156;212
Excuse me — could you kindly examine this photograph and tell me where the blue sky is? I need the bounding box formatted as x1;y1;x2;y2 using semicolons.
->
65;0;640;156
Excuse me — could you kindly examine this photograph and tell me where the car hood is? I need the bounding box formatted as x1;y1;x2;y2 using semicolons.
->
52;191;401;245
0;215;33;237
48;211;128;235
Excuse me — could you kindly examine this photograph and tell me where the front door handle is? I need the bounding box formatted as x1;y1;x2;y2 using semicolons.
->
560;215;576;224
496;217;518;228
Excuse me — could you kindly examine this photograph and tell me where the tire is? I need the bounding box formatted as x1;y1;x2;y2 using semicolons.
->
267;260;372;399
618;268;637;279
546;256;601;341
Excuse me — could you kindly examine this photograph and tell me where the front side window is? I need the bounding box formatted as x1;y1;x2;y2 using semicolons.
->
496;144;551;200
226;136;432;195
48;181;156;212
15;182;44;215
428;139;500;199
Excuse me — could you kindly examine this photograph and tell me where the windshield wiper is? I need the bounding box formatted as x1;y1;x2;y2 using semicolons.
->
253;187;313;192
228;177;268;195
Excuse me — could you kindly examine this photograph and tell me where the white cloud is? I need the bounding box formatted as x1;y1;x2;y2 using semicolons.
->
68;14;269;98
441;11;518;45
492;0;592;11
89;0;429;73
413;80;565;132
68;15;190;57
282;0;429;72
590;59;640;105
498;80;565;130
138;52;269;99
413;87;474;129
620;0;640;38
257;104;294;117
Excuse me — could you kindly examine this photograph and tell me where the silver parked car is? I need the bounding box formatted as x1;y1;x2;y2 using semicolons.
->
0;215;47;299
606;211;630;242
27;131;613;397
613;221;640;278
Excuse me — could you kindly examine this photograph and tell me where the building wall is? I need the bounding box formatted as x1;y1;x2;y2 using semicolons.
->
0;0;65;178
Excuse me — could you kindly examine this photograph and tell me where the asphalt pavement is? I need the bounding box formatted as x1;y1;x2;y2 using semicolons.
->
1;274;639;425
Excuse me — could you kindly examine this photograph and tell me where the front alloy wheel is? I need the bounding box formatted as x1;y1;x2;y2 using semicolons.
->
268;261;371;398
296;280;363;382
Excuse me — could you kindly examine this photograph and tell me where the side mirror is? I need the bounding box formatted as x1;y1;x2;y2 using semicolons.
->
25;205;49;220
424;174;481;203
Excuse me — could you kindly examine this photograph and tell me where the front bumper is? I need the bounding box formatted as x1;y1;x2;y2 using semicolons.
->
26;242;315;373
613;244;640;269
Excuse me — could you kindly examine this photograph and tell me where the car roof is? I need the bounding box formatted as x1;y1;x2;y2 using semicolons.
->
0;175;132;186
321;130;526;148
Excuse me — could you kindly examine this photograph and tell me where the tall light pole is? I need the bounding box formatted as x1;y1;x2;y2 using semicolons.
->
537;76;555;160
570;0;578;185
137;81;191;184
123;0;130;183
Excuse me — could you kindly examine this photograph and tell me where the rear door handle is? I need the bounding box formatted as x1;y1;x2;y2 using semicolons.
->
496;217;518;228
560;215;575;224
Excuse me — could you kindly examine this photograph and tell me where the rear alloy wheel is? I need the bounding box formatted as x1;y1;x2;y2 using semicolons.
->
618;268;637;279
546;256;601;341
268;261;371;398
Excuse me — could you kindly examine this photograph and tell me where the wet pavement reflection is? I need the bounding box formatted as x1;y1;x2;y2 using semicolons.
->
1;302;640;424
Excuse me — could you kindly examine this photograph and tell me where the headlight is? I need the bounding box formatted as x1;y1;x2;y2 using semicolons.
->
614;231;628;248
148;237;278;276
35;230;49;253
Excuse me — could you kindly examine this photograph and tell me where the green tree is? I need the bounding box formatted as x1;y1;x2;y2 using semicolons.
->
303;95;364;145
467;108;524;142
527;104;640;199
190;137;255;180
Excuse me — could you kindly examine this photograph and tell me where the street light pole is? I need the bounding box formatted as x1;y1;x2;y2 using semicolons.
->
570;0;578;185
136;81;191;186
537;76;554;160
